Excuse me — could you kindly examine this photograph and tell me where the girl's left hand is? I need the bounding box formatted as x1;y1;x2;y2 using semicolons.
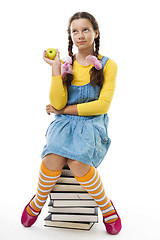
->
46;104;63;115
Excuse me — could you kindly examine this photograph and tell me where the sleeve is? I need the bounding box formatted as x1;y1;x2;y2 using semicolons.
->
49;75;68;110
77;59;118;116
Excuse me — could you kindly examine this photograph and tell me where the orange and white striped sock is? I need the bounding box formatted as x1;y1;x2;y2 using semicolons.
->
74;166;118;224
26;161;62;216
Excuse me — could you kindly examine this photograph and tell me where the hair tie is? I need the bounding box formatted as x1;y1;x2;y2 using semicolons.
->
61;56;74;79
85;55;102;70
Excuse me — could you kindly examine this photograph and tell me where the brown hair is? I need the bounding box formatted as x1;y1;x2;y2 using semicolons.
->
63;12;104;87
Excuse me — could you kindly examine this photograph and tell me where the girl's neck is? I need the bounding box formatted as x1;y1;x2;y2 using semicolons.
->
75;49;95;65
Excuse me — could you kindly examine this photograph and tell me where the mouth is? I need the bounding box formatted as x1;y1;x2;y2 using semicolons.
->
78;41;86;44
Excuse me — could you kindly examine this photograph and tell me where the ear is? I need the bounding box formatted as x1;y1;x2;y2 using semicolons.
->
94;30;99;39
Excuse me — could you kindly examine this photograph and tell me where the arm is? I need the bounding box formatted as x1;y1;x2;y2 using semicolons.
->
77;59;118;116
61;104;78;115
49;74;68;110
49;58;68;110
43;49;68;110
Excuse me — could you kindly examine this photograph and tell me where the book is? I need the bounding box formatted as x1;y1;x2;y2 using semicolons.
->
61;169;74;177
44;214;95;230
50;199;98;207
48;200;98;214
61;162;74;177
48;206;97;214
50;207;98;222
51;184;86;192
44;162;99;230
50;192;93;200
57;176;79;184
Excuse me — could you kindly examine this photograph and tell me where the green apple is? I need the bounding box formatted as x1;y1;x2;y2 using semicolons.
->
46;48;56;60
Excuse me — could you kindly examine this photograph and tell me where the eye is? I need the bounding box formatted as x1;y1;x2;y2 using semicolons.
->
84;29;89;32
72;30;77;34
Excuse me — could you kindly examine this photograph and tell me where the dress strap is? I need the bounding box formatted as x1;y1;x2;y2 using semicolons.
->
101;56;109;71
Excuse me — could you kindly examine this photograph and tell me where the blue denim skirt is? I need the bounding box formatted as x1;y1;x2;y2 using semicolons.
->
41;113;111;168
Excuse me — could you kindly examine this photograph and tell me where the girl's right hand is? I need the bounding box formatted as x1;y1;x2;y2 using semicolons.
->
43;50;55;66
43;49;61;66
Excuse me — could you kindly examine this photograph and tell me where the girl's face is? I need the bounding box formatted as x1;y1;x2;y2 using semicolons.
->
70;18;99;52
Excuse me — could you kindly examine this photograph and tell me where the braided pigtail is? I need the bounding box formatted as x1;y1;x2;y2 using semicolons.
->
62;34;74;87
89;34;104;87
68;34;75;70
94;35;100;58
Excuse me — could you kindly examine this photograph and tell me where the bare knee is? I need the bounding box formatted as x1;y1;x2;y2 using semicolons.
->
67;159;91;177
43;153;67;171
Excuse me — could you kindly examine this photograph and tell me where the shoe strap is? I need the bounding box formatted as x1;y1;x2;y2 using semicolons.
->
103;211;117;219
110;200;119;217
28;195;41;215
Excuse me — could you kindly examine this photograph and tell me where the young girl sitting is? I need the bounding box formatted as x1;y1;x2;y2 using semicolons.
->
21;11;122;235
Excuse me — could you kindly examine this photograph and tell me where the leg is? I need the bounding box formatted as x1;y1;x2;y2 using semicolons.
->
67;158;91;177
43;153;67;170
28;154;67;214
67;158;118;224
22;154;67;227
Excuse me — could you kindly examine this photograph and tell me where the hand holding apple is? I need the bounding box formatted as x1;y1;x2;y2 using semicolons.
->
43;49;61;76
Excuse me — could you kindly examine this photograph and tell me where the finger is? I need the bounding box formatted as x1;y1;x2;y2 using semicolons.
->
55;51;58;58
56;49;60;57
43;54;47;59
47;105;52;110
43;50;47;56
43;50;48;58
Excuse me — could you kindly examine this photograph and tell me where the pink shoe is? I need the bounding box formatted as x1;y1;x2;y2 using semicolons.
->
103;200;122;235
21;195;41;227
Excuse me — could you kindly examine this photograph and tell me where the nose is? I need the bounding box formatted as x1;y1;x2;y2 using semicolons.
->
78;31;85;39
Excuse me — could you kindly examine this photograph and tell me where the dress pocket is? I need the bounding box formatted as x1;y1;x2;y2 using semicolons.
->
98;130;109;144
93;122;109;144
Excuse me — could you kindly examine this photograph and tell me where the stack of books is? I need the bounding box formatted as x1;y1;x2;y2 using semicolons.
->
44;162;99;230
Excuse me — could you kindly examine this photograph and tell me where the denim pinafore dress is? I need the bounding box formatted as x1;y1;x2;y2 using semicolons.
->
41;56;111;168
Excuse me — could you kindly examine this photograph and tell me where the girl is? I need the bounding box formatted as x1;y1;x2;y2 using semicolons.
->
21;12;122;235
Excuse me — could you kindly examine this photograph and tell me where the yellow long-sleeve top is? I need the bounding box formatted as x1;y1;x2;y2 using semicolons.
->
49;54;118;116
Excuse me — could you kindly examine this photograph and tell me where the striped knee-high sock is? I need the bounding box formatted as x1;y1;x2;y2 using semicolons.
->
74;166;118;224
26;161;62;216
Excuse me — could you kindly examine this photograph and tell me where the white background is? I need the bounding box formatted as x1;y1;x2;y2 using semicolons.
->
0;0;160;239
